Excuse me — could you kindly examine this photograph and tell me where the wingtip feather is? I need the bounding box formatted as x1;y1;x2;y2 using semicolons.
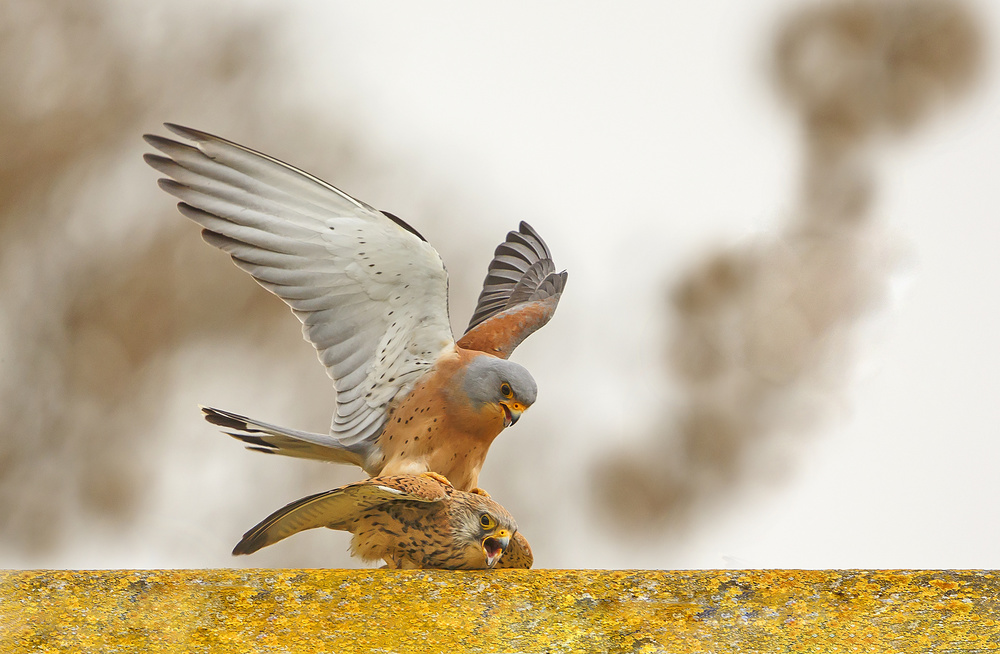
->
156;177;184;194
232;535;261;556
164;122;206;141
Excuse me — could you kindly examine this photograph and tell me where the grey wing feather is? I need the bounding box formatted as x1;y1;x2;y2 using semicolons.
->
144;125;455;461
201;406;366;465
465;221;568;332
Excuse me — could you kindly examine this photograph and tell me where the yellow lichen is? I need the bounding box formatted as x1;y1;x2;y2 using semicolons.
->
1;570;998;653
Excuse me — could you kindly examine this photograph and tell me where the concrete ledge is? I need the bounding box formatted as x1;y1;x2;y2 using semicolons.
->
2;569;998;652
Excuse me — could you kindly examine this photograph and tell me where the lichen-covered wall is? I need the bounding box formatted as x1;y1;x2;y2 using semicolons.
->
2;569;998;652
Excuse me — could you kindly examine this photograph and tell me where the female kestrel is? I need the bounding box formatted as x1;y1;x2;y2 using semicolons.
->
233;472;533;570
144;125;566;491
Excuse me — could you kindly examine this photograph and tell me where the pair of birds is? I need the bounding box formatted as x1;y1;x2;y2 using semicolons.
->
145;124;566;570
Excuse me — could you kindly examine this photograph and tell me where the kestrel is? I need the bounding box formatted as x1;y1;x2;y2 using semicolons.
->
144;124;566;491
233;472;533;569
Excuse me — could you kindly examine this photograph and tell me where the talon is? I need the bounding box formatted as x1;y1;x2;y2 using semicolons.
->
469;487;491;498
419;471;453;487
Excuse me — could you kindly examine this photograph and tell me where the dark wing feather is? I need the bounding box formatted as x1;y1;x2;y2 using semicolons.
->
465;222;565;331
233;475;447;555
458;222;567;358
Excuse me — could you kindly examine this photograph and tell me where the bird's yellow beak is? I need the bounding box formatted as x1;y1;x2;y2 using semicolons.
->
499;402;525;428
482;529;512;567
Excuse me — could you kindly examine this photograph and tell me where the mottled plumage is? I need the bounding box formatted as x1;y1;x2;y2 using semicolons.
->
233;473;532;570
144;125;566;491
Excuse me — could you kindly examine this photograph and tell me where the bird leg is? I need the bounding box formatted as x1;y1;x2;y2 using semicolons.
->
468;487;491;498
419;471;453;487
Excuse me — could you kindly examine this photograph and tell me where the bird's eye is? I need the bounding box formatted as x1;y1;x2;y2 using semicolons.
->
480;513;496;529
500;383;513;398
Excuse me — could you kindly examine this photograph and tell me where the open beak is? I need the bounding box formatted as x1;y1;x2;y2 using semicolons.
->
499;402;524;428
482;530;511;567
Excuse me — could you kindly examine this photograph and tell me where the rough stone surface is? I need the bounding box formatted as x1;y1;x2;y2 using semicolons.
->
1;569;998;652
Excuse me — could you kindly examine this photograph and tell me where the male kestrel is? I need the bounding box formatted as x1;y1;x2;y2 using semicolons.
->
233;472;533;569
144;125;566;491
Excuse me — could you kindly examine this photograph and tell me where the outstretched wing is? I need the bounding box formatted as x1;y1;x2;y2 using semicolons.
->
233;475;448;555
457;222;567;359
144;125;455;452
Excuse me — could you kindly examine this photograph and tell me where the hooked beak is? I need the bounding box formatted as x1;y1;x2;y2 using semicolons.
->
500;402;524;428
482;530;511;567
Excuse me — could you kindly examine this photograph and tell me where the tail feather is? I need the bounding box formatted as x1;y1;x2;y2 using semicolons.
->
201;406;370;467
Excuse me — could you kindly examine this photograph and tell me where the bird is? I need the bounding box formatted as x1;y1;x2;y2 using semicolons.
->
144;124;566;491
233;472;533;569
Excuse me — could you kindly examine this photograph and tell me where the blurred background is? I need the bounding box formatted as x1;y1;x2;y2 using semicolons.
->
1;0;997;570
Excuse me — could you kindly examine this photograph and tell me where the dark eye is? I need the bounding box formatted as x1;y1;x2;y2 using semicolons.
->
500;383;512;398
480;513;496;529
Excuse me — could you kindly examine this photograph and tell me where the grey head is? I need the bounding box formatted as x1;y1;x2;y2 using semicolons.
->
460;355;537;426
